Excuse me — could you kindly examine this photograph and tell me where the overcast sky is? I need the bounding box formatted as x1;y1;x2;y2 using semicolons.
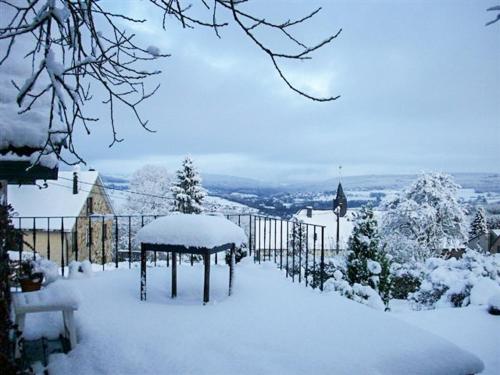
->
4;0;500;182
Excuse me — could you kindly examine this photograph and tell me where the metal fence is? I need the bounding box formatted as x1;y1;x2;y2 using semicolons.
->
9;213;330;290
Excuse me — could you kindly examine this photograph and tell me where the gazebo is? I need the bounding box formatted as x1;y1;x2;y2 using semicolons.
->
136;214;247;304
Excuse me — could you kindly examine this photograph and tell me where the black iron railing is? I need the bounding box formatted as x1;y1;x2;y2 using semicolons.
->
9;213;332;290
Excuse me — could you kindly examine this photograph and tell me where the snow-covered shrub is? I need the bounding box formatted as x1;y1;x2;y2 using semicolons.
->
307;255;347;289
324;271;385;310
488;293;500;315
390;262;424;299
409;250;500;309
32;258;59;284
381;173;467;263
346;205;392;306
225;245;247;265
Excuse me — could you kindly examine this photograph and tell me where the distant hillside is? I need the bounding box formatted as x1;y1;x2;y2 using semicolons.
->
101;172;500;194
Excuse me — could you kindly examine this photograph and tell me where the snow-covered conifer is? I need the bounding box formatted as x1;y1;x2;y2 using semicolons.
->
346;205;391;306
469;207;488;240
171;156;206;214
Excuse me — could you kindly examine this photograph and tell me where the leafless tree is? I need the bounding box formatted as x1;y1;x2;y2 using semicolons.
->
0;0;342;165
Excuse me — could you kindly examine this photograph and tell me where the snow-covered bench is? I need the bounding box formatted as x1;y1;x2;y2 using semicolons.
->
13;287;79;358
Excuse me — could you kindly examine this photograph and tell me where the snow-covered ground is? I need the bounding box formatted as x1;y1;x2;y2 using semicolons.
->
392;303;499;375
22;260;486;375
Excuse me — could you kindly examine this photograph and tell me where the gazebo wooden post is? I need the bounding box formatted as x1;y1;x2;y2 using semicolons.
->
203;252;210;304
140;244;146;301
171;252;177;298
229;244;235;296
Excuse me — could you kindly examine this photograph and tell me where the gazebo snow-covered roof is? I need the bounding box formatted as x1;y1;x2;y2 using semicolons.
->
137;214;248;304
136;214;247;249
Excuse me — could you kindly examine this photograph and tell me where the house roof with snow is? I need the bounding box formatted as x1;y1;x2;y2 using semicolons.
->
8;170;114;230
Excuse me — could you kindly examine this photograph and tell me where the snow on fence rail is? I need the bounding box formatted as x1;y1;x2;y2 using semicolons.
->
8;213;331;290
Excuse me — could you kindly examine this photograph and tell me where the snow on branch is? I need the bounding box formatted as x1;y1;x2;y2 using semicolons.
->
0;0;341;165
0;0;169;165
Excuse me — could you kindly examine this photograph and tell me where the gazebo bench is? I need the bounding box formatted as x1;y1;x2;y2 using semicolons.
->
12;290;78;358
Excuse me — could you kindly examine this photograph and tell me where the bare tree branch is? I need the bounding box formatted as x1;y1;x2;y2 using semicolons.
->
0;0;341;166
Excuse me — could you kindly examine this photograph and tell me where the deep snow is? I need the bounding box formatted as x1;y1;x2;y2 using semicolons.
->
20;260;486;375
392;304;499;375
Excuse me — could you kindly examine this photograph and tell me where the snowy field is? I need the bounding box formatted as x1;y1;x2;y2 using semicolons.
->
21;260;490;374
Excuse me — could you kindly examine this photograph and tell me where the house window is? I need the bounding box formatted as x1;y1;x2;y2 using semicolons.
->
85;227;92;247
86;197;94;215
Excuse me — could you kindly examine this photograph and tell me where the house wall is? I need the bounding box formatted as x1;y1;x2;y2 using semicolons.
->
22;231;73;266
490;236;500;254
467;234;489;253
21;178;115;266
74;180;114;263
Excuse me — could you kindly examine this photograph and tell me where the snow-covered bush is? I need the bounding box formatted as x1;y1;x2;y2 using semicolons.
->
381;173;467;263
346;205;392;306
488;293;500;315
32;258;59;285
225;245;248;265
390;262;424;299
324;271;386;310
409;250;500;309
307;255;347;289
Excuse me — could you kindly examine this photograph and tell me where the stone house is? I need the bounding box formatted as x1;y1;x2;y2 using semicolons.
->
467;229;500;254
8;170;115;266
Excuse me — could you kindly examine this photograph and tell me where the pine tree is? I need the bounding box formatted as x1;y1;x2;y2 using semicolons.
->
346;205;391;306
171;156;206;214
469;207;488;239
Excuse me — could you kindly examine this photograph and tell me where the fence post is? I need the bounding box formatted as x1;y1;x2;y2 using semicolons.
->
298;223;302;283
128;216;132;269
32;218;36;260
263;217;267;262
305;225;309;287
47;217;51;261
101;216;105;270
18;217;22;262
279;219;283;270
258;217;261;264
248;215;252;257
286;221;289;278
273;219;277;263
320;226;325;291
292;221;295;282
313;226;317;286
88;216;92;263
60;218;65;276
115;216;119;268
74;217;78;262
